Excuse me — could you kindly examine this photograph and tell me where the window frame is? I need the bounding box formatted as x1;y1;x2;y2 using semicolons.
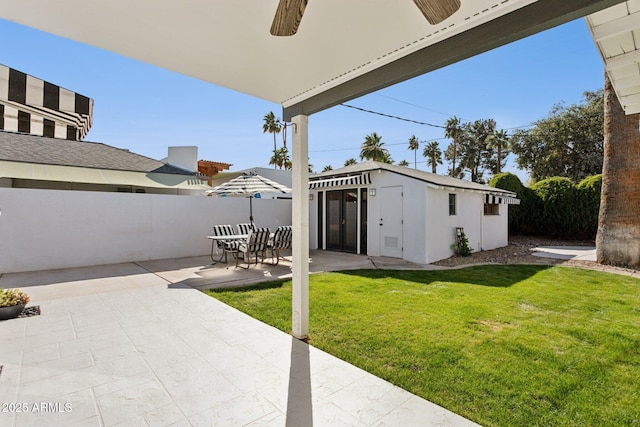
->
484;203;500;216
448;193;456;216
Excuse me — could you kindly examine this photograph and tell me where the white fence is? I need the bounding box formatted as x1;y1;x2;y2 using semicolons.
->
0;188;291;273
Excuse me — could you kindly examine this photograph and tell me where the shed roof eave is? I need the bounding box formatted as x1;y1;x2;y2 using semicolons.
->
310;161;518;198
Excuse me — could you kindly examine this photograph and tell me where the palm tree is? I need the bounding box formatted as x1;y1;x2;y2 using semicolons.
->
398;160;410;167
263;112;281;167
322;165;333;172
359;132;390;162
380;151;394;164
486;129;510;174
422;141;443;174
596;73;640;267
445;116;462;176
344;158;358;166
408;135;420;169
269;147;290;170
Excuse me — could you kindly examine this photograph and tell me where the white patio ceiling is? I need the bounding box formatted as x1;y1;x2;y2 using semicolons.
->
0;0;628;119
587;0;640;115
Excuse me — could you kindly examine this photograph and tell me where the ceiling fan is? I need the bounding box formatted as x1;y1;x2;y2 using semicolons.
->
270;0;462;36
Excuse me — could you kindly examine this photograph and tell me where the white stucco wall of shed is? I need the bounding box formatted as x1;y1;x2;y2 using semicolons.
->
481;203;509;251
425;188;483;263
308;169;511;264
425;188;510;263
366;170;427;263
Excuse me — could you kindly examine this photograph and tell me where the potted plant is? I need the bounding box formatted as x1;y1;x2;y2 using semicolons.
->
0;288;30;320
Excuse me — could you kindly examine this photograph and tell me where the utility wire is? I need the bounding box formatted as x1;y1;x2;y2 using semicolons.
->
340;103;446;129
375;94;462;120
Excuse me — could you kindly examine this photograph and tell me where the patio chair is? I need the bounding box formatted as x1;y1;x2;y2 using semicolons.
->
236;227;271;269
237;223;255;236
267;225;292;265
211;224;240;263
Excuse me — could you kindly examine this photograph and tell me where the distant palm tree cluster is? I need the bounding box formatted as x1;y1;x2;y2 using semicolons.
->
262;110;513;178
323;123;510;180
357;132;443;174
352;116;510;182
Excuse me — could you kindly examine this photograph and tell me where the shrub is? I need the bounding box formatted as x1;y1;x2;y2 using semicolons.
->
575;174;602;239
454;230;473;257
489;173;542;235
490;173;601;240
531;177;578;238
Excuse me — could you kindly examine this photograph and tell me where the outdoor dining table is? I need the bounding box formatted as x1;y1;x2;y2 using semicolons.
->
207;234;248;265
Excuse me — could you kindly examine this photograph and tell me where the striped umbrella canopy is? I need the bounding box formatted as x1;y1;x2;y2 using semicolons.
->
205;172;291;224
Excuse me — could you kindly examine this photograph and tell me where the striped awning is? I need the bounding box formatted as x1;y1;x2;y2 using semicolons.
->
309;173;371;190
0;64;93;141
485;194;520;205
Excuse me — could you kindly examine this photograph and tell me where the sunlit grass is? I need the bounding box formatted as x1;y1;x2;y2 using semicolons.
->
205;265;640;426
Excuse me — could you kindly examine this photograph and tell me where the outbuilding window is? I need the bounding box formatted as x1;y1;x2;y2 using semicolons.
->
449;193;456;216
484;203;500;215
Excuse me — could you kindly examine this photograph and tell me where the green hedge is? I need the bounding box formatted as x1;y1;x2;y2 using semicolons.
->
531;177;578;238
575;175;602;239
488;173;542;235
489;173;601;239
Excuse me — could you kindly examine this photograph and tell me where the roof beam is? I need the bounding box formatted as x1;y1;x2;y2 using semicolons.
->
611;75;640;91
605;49;640;71
590;10;639;41
624;104;640;114
620;92;640;110
283;0;627;121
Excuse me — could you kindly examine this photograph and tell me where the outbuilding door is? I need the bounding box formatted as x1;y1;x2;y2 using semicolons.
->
326;189;358;253
379;186;403;258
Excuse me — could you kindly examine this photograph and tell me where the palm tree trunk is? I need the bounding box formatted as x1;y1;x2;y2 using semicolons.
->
452;140;457;176
431;156;437;174
596;73;640;267
497;144;502;174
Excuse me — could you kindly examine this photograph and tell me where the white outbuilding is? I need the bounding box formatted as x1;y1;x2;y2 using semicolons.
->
309;161;520;264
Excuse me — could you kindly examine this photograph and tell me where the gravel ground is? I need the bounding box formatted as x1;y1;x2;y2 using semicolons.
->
432;235;640;278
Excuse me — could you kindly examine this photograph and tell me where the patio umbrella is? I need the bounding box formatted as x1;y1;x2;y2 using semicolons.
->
204;172;291;225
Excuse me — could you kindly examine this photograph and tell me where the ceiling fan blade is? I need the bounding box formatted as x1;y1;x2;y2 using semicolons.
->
413;0;461;25
270;0;309;36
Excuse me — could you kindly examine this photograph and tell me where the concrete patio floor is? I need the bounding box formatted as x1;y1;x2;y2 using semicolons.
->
531;245;597;261
0;250;474;427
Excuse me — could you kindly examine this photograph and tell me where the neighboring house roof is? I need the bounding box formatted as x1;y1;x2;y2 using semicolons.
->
0;130;210;191
0;130;191;175
311;161;518;197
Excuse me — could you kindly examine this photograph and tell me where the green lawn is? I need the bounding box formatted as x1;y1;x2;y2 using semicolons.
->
204;265;640;426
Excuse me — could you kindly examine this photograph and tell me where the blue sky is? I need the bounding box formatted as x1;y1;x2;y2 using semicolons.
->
1;17;604;182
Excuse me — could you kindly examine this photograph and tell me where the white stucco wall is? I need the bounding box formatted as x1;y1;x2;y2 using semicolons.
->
366;171;428;263
425;188;510;263
481;203;509;251
0;188;291;273
308;169;512;265
425;188;485;263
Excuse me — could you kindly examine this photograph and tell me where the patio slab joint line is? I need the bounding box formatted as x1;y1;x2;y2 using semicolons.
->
132;261;173;285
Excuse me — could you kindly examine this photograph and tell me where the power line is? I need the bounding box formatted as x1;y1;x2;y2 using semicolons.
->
340;103;446;129
374;94;461;120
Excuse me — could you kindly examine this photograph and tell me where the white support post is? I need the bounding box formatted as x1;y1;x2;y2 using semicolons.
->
291;114;309;339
